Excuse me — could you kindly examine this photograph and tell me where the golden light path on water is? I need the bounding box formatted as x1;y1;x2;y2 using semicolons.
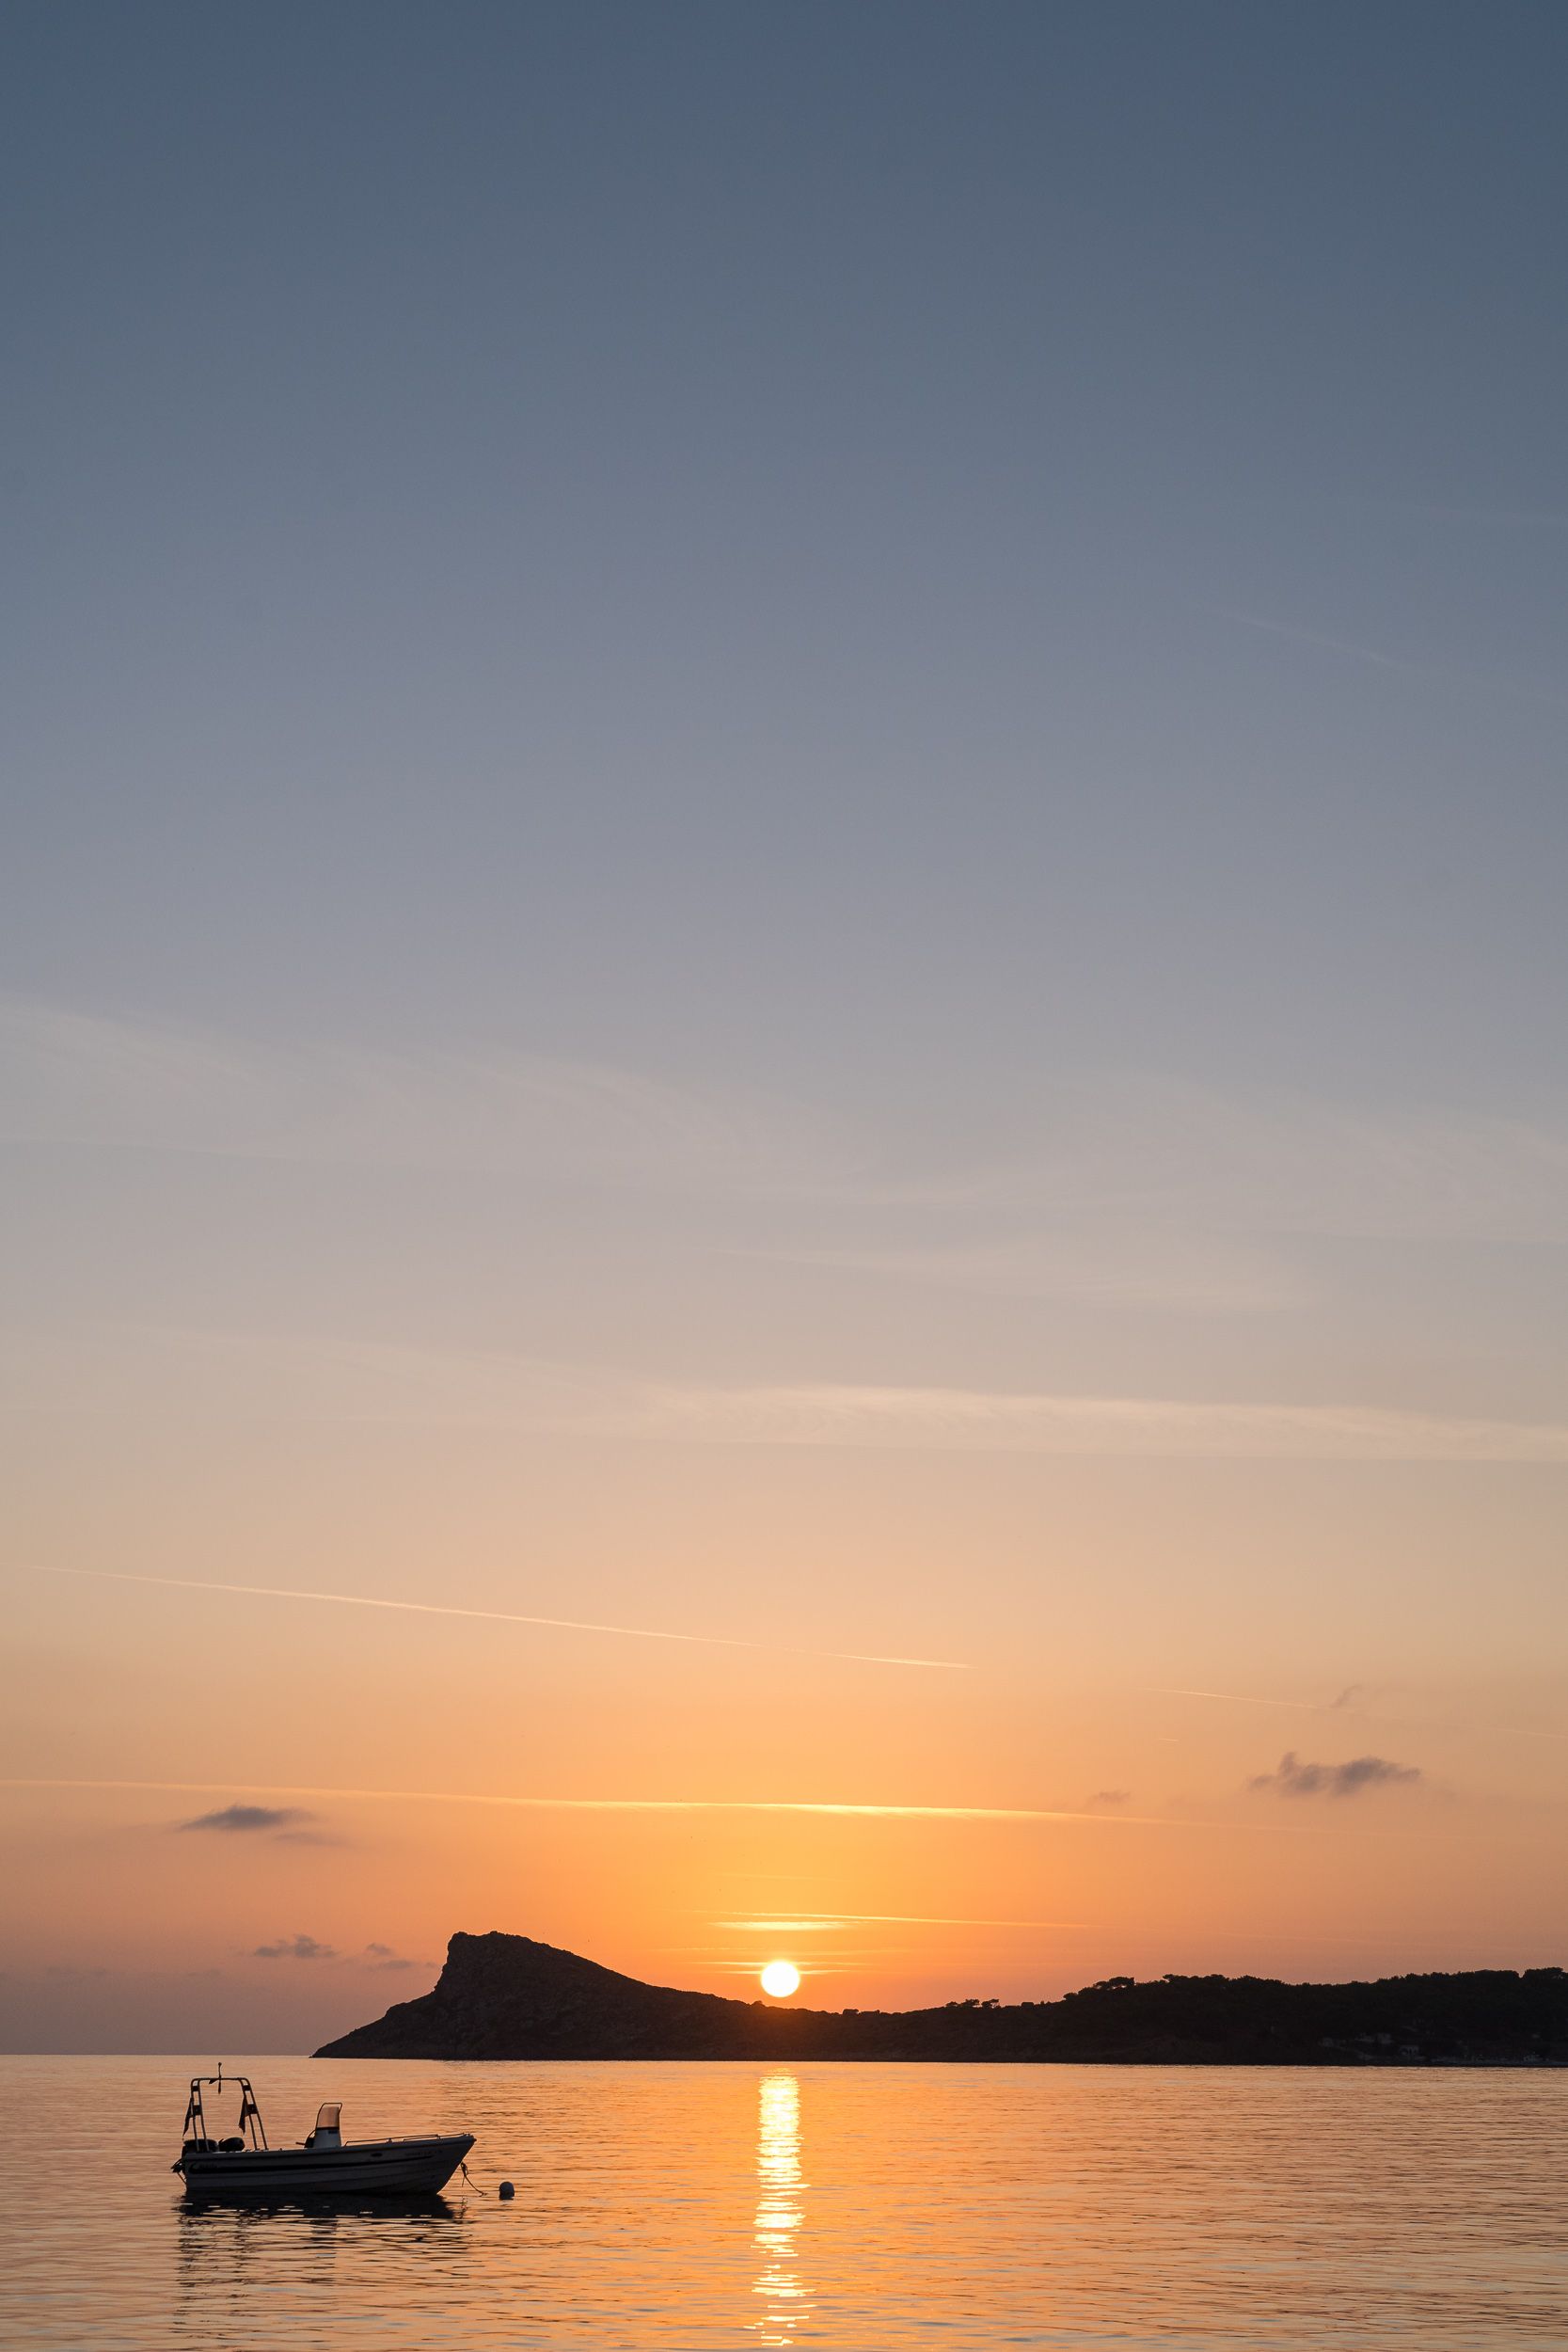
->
753;2073;809;2347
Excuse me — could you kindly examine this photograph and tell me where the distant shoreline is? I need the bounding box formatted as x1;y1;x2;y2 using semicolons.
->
315;1931;1568;2068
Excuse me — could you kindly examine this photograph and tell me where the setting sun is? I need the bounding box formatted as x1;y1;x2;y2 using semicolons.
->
759;1960;800;1999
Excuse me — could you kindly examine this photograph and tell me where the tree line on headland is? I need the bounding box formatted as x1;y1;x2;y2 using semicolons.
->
315;1931;1568;2065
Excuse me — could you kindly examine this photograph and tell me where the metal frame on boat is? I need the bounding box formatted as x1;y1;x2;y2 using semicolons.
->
174;2070;474;2197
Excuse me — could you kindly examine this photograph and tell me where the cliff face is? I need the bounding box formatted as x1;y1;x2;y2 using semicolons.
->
314;1932;1568;2065
315;1931;823;2060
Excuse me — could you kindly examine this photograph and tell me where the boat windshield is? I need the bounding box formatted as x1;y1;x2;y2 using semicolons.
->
315;2103;341;2133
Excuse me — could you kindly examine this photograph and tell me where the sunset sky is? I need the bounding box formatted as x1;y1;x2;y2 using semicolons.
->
5;2;1568;2052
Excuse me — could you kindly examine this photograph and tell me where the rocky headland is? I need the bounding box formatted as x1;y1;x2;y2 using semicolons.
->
314;1931;1568;2065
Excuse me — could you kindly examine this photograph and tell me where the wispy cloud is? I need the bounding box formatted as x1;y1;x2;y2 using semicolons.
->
1248;1752;1422;1801
41;1564;969;1673
1219;606;1414;673
1219;605;1568;711
0;996;846;1196
39;1335;1568;1461
1154;1687;1342;1714
635;1380;1568;1462
11;998;1568;1254
756;1233;1304;1315
972;1073;1568;1248
1085;1789;1131;1808
714;1911;1087;1931
2;1775;1205;1830
178;1804;316;1836
252;1932;335;1961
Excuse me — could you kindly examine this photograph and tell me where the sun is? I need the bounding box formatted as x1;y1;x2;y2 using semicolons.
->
760;1959;800;1998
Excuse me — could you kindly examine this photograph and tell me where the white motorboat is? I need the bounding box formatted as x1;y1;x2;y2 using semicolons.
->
173;2072;474;2198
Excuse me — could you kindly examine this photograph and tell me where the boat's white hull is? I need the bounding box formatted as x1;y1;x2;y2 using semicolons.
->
180;2132;474;2198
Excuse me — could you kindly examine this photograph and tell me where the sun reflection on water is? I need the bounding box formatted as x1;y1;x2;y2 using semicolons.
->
751;2071;810;2344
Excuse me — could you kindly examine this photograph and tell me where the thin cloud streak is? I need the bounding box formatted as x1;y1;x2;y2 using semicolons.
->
0;1776;1203;1829
647;1383;1568;1462
1219;606;1413;672
0;996;836;1195
33;1325;1568;1462
1152;1687;1339;1713
714;1912;1089;1930
17;999;1568;1249
752;1234;1304;1316
36;1326;1568;1462
40;1565;968;1673
1219;606;1568;712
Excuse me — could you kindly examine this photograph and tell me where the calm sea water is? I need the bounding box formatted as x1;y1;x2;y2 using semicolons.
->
2;2055;1564;2348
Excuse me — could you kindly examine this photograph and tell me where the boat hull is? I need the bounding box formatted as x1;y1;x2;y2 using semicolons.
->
181;2132;474;2198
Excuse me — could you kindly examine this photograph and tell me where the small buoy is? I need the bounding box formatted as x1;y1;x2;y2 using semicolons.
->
499;2180;515;2200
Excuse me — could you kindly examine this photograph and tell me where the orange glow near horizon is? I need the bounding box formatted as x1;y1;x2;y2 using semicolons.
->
6;1439;1568;2054
8;0;1568;2074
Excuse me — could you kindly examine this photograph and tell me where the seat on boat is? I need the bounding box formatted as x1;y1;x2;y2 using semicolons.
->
306;2101;342;2149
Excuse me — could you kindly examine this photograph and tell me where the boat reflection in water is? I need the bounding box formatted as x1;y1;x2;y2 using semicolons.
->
752;2072;811;2345
173;2187;469;2340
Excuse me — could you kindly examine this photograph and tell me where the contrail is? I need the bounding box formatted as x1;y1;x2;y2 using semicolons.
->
39;1565;969;1673
1152;1686;1324;1712
713;1911;1090;1930
0;1775;1196;1828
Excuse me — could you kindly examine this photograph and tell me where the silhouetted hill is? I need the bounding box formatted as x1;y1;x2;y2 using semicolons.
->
314;1932;1568;2064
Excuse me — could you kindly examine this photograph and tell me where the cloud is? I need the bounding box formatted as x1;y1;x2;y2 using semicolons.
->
0;996;832;1195
635;1380;1568;1462
762;1233;1303;1316
1248;1752;1422;1801
1155;1686;1313;1712
362;1942;423;1971
1086;1788;1131;1808
9;1772;1197;1831
713;1911;1086;1931
252;1932;336;1961
977;1073;1568;1249
38;1335;1568;1463
1218;606;1413;674
178;1804;316;1836
1217;607;1568;711
13;997;1568;1256
1155;1683;1382;1717
48;1564;968;1674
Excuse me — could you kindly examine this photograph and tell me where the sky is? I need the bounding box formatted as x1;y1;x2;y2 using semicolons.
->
4;0;1568;2053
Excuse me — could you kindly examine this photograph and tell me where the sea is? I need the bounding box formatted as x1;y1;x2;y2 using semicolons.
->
3;2055;1564;2347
